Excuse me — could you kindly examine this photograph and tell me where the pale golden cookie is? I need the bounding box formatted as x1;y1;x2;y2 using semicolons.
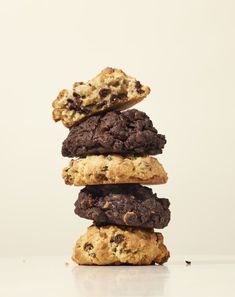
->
62;155;168;186
52;67;150;128
72;225;170;265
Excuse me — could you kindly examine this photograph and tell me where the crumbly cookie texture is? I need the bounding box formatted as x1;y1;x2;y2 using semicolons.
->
74;184;171;229
52;67;150;128
72;225;170;265
62;155;168;186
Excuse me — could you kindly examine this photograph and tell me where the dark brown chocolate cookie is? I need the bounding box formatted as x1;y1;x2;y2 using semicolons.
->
62;109;166;157
74;184;170;229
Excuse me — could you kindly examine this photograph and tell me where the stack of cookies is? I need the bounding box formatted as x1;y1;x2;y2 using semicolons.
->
52;67;170;265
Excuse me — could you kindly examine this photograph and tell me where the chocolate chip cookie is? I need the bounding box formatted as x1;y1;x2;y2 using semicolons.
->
74;184;170;229
62;155;168;186
72;225;170;265
62;109;166;157
52;67;150;128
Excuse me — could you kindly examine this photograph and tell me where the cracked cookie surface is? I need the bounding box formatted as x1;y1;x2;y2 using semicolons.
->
72;225;170;265
62;155;168;186
74;184;170;229
62;109;166;157
52;67;150;128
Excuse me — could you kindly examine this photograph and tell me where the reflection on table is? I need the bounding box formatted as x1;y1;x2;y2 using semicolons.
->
72;265;169;297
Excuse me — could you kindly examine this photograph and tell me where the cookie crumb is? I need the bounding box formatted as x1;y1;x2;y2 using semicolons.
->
64;262;69;267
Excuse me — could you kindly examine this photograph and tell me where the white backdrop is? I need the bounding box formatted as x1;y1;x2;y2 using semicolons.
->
0;0;235;256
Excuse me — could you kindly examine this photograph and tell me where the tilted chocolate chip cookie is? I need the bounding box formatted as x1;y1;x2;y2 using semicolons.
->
62;155;168;186
72;225;170;265
74;184;170;229
52;67;150;128
62;109;166;157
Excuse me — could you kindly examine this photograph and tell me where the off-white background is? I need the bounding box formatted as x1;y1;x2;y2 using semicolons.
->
0;0;234;257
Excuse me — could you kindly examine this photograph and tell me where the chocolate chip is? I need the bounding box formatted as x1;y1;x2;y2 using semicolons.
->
135;81;144;94
110;81;119;87
67;97;82;111
118;92;127;99
84;243;93;251
97;101;106;108
185;260;191;265
99;88;111;98
112;234;124;244
110;92;127;102
135;81;142;89
75;98;82;105
64;176;73;184
102;165;108;172
97;173;108;181
73;92;81;98
110;94;118;102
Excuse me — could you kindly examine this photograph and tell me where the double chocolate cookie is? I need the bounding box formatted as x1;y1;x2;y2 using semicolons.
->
74;184;170;229
62;109;166;157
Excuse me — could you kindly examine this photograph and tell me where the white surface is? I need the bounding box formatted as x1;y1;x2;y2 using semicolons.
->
1;256;235;297
1;0;235;256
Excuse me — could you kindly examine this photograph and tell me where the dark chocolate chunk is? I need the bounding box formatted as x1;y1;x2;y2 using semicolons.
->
135;81;144;94
102;166;108;172
74;184;171;229
67;96;82;111
135;81;142;89
96;101;106;108
110;94;118;102
117;92;127;99
111;234;125;244
73;92;81;98
110;92;127;102
84;243;93;251
136;89;144;94
110;80;120;87
62;109;166;157
96;173;108;181
99;88;111;98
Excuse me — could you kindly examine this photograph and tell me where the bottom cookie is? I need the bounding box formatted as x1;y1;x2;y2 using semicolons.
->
72;225;170;266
